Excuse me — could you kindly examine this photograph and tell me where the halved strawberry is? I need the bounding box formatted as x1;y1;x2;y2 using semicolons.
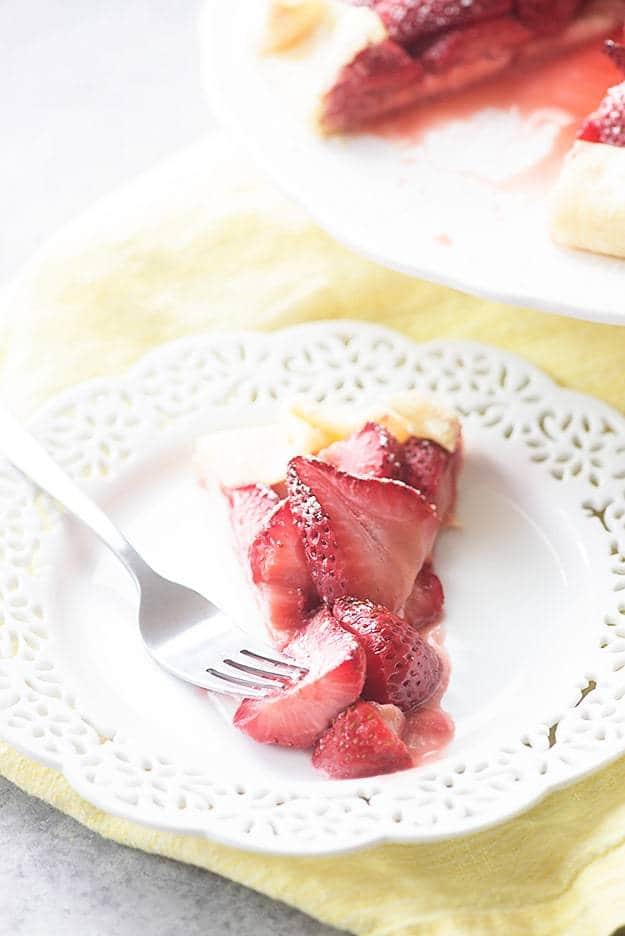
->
247;500;318;641
333;597;442;711
515;0;582;34
224;484;280;557
402;437;460;522
233;609;366;749
312;701;412;779
578;80;625;148
366;0;512;46
319;421;403;479
287;457;439;611
403;563;445;629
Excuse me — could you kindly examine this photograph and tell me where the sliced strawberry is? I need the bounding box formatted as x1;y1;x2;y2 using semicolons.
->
515;0;582;34
224;483;280;557
402;437;460;522
312;701;412;779
287;457;439;611
365;0;512;46
421;16;530;75
578;80;625;148
333;597;442;711
402;706;455;765
403;563;445;629
322;39;425;133
248;500;317;641
319;422;403;479
233;609;366;749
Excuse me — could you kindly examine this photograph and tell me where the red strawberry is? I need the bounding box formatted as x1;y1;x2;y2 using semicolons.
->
234;609;366;749
402;706;455;764
578;81;625;148
322;39;425;132
287;457;439;611
247;500;318;641
333;597;442;711
312;701;412;778
225;484;280;557
422;16;530;74
403;563;445;628
366;0;512;46
402;437;460;522
319;422;403;479
514;0;582;34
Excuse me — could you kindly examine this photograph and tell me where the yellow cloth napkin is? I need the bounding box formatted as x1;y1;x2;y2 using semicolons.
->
2;136;625;936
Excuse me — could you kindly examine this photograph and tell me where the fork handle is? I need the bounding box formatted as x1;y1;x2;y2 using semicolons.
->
0;409;150;586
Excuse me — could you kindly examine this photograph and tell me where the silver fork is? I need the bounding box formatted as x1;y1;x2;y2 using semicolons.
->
0;410;307;698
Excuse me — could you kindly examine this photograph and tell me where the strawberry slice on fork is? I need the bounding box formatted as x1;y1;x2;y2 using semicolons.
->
234;608;366;748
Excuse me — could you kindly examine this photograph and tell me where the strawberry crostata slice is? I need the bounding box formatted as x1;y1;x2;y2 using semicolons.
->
262;0;625;132
196;394;461;779
552;37;625;257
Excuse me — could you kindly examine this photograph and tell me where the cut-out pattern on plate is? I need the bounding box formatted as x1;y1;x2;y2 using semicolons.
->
1;322;625;855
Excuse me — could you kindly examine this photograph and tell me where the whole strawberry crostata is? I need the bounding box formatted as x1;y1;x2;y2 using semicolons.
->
263;0;625;133
196;394;461;780
552;36;625;257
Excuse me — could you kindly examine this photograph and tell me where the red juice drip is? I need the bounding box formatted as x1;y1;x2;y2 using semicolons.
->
374;41;619;143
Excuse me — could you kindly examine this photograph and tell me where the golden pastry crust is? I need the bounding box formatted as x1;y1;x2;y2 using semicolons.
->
195;392;461;487
292;392;461;453
552;140;625;259
263;0;329;53
260;0;386;131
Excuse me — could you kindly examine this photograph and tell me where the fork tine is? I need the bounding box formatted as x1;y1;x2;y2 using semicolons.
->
205;668;280;693
240;649;309;675
223;659;294;684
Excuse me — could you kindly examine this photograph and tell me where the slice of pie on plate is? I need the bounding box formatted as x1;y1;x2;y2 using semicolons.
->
196;392;461;779
552;37;625;258
261;0;625;132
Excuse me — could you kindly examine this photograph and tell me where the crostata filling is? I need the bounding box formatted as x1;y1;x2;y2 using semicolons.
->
263;0;625;132
197;394;460;779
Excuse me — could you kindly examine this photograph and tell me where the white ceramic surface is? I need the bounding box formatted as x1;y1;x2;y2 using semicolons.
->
1;322;625;855
200;0;625;325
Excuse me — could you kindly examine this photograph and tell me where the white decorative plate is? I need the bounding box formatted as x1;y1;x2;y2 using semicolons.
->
200;0;625;325
2;322;625;856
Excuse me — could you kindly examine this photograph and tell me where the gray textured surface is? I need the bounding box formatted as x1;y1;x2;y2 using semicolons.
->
0;776;344;936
